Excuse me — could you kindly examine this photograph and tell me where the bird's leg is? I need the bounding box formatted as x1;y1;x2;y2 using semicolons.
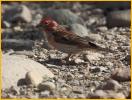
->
60;54;73;64
65;51;82;62
69;53;79;61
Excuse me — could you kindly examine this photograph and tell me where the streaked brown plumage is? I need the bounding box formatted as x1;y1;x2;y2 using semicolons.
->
37;17;111;54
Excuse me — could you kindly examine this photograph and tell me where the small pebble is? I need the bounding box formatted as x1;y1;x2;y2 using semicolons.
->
38;81;56;92
72;86;83;94
25;71;43;87
39;90;50;98
74;58;84;64
99;79;122;91
84;51;104;62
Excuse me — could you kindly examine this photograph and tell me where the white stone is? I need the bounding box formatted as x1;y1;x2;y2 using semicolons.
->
25;71;43;86
2;54;54;89
85;51;104;61
38;82;56;91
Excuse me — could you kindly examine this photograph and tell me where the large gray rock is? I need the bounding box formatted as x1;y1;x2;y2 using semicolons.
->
68;23;89;37
3;5;32;23
2;39;34;50
2;54;54;89
44;9;84;25
107;10;130;28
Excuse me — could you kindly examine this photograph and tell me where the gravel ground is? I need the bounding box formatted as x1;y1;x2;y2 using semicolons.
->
1;1;131;99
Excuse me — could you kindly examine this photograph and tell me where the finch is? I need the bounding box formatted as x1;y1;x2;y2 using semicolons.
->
37;17;112;60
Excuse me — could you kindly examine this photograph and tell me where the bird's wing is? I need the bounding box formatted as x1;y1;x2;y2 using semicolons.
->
54;25;90;47
51;25;113;52
54;25;112;51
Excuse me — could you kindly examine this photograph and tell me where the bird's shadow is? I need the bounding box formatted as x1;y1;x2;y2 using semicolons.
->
38;59;78;66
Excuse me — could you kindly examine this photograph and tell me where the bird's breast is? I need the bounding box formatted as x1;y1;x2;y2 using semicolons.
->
47;36;82;53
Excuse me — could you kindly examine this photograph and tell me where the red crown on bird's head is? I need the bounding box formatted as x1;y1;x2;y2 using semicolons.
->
40;17;58;28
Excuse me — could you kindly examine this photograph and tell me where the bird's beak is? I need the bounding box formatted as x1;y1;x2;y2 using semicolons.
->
36;23;42;29
36;23;48;31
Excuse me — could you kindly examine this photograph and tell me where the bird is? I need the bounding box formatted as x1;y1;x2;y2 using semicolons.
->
36;17;112;60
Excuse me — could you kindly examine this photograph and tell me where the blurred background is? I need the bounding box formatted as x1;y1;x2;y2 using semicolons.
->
2;1;130;28
1;1;131;49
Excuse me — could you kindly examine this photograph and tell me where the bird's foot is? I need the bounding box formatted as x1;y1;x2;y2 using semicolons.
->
63;53;86;65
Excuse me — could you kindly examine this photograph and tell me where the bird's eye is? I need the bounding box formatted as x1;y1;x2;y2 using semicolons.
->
44;21;49;25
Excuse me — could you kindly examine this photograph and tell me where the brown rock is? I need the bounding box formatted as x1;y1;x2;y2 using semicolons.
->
100;79;122;91
111;68;130;82
38;82;56;92
88;90;108;98
107;10;130;27
88;90;125;99
107;90;125;99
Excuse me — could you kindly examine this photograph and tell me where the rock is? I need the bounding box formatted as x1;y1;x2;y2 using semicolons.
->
70;79;80;86
88;90;125;99
38;82;56;92
96;26;108;32
74;58;84;64
76;94;86;98
89;67;101;73
2;91;9;98
92;8;104;14
2;39;34;50
122;89;130;99
86;17;96;26
39;90;50;98
10;51;34;57
6;94;17;98
25;94;39;99
107;10;130;27
60;87;68;92
88;90;107;98
2;54;54;89
49;51;68;60
2;21;11;28
13;26;23;31
72;86;83;94
84;51;104;62
8;86;19;95
49;53;58;59
25;71;43;86
15;5;32;23
31;14;43;26
122;55;130;65
87;33;102;42
68;24;89;37
111;68;130;82
44;9;84;25
66;72;75;81
3;5;32;23
106;62;114;67
106;90;125;99
99;79;122;91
